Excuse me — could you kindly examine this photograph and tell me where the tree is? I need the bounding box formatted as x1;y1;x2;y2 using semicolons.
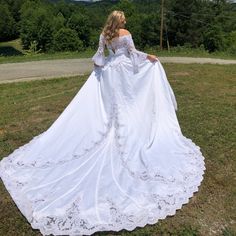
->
67;13;91;47
0;2;16;41
225;30;236;55
54;0;74;20
140;13;160;48
20;1;55;51
110;0;136;17
126;14;143;48
203;25;227;52
53;28;83;52
53;12;66;32
166;0;198;47
166;0;235;51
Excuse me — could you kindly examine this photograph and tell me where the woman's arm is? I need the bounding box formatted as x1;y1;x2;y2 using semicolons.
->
92;33;106;67
147;54;158;62
125;32;158;73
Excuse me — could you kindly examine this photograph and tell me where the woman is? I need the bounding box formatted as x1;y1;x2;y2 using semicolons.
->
0;10;205;236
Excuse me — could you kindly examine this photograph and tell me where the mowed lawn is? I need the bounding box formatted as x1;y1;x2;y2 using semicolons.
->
0;64;235;236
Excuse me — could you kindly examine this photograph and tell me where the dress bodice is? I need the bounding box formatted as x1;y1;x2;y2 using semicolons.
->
92;33;148;74
106;35;131;56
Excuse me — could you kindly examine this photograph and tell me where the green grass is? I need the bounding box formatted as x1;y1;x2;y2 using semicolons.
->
151;48;236;60
0;39;24;55
0;39;236;64
0;64;235;235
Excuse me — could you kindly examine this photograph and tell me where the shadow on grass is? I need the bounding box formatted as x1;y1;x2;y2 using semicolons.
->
0;46;24;56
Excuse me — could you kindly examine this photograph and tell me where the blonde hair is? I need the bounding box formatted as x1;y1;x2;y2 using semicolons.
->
102;10;126;44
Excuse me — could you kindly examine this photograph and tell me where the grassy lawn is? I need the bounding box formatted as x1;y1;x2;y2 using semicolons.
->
0;39;236;64
0;64;235;236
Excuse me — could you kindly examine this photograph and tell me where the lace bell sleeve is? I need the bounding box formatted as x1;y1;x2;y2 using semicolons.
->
125;34;148;74
92;33;106;67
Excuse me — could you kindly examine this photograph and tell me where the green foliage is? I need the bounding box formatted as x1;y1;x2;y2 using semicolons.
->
166;0;236;52
54;0;74;20
20;1;55;51
89;30;102;50
126;14;143;47
53;28;83;52
53;12;66;32
27;40;42;54
0;0;26;39
166;0;208;48
203;25;227;52
225;31;236;55
1;0;236;54
110;0;136;17
67;13;91;47
140;13;160;48
0;2;16;41
169;43;209;55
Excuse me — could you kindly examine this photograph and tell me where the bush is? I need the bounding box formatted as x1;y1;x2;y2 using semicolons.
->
225;31;236;55
203;25;227;52
67;13;91;47
0;3;16;41
20;1;54;51
53;28;83;52
89;31;101;50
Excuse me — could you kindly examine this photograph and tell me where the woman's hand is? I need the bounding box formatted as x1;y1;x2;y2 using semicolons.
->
147;54;158;62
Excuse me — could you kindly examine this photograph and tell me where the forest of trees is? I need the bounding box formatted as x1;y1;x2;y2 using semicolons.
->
0;0;236;54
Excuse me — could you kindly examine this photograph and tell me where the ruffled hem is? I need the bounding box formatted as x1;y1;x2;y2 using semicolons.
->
92;54;105;67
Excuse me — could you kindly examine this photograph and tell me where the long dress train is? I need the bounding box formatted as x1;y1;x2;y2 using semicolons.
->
0;33;206;235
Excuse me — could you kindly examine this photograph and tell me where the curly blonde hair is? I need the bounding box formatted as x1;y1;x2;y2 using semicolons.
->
102;10;126;44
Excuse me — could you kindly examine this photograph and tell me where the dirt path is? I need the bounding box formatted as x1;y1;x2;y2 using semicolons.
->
0;57;235;84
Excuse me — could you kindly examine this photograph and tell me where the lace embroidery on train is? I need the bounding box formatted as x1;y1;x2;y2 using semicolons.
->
29;162;205;236
5;94;126;169
0;84;206;236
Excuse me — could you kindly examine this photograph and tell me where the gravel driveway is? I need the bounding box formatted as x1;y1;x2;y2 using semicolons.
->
0;57;235;84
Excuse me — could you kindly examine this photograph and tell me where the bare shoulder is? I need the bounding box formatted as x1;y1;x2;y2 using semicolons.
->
119;29;131;36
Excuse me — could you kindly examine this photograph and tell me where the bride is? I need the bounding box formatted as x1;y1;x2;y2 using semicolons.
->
0;10;205;236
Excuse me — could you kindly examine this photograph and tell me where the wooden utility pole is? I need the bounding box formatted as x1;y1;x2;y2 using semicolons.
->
160;0;164;50
165;23;170;52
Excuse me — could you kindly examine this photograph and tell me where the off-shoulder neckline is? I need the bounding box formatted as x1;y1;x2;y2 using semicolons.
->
117;34;131;38
101;34;131;40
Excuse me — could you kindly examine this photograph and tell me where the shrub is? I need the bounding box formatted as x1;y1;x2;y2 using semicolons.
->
53;28;83;52
67;13;91;47
20;1;54;51
0;3;16;41
225;31;236;55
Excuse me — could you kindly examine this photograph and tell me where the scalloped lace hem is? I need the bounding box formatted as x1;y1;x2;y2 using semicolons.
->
0;138;205;236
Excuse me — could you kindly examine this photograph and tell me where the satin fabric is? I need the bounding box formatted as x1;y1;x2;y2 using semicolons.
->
0;35;205;236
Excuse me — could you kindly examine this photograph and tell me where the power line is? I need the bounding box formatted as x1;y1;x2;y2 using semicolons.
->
166;10;221;27
165;10;236;34
166;10;236;20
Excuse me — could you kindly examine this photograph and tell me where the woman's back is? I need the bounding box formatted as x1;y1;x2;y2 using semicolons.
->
92;29;148;73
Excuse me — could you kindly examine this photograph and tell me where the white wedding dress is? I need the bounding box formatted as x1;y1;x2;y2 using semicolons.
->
0;33;206;236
